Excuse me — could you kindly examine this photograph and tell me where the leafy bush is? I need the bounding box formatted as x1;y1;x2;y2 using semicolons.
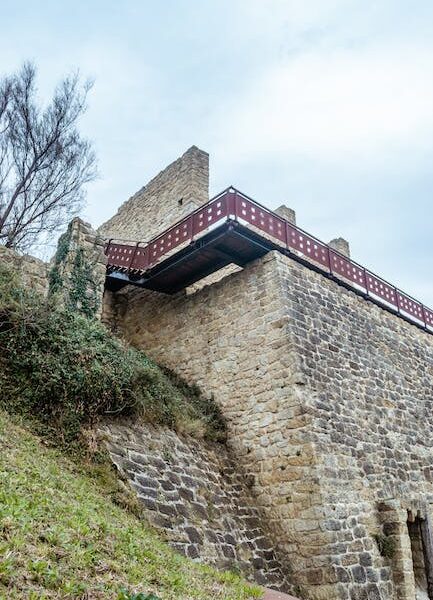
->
0;264;226;444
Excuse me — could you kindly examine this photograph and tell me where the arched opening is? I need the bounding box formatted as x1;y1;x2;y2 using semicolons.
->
408;511;433;600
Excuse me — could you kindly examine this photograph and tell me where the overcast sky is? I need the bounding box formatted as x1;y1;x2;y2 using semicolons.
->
1;0;433;307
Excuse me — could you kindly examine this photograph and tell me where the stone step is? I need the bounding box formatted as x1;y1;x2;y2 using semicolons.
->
263;589;301;600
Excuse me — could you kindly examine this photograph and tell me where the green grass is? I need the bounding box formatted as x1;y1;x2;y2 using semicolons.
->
0;411;263;600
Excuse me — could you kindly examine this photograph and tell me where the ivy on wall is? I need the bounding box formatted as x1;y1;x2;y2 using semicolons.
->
68;247;100;318
48;225;72;296
48;221;100;319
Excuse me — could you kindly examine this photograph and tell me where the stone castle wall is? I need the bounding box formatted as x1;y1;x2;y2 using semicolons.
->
106;249;433;600
106;252;333;599
0;218;106;320
49;217;107;318
98;146;209;242
0;245;48;296
279;253;433;600
101;420;292;593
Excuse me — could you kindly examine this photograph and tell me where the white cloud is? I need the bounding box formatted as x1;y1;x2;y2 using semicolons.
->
212;43;433;165
231;0;351;34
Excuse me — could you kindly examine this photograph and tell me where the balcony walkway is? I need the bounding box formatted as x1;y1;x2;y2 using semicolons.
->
104;187;433;335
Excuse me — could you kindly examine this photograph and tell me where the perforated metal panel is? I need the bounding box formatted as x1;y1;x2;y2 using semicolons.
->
330;252;366;288
130;245;148;271
148;220;193;268
106;243;135;270
105;186;433;334
365;273;398;307
397;292;424;322
237;197;287;244
425;307;433;329
192;197;228;236
287;225;330;269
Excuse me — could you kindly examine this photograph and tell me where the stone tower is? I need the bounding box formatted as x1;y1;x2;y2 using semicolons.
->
100;147;433;600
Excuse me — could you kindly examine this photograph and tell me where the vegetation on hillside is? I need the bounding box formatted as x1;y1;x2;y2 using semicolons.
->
0;411;262;599
0;264;225;445
0;265;263;598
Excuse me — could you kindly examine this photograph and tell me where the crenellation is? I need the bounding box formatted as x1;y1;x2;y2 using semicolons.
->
329;237;351;258
275;205;297;225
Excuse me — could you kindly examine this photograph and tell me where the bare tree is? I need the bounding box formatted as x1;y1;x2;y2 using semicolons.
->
0;63;97;251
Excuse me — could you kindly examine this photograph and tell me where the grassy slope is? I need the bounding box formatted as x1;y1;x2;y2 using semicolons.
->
0;412;262;600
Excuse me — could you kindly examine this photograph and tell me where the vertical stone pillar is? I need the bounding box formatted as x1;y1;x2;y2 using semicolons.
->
378;502;415;600
329;238;350;258
275;205;297;225
48;218;107;319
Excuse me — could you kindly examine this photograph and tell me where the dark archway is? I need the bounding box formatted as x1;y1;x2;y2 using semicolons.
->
408;512;433;600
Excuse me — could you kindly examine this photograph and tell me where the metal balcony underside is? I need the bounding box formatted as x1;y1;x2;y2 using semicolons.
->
105;221;277;294
104;187;433;334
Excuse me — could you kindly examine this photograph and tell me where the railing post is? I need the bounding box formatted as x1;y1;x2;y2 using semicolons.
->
328;246;333;276
129;242;140;271
421;304;428;330
226;188;237;221
396;288;401;316
363;268;369;297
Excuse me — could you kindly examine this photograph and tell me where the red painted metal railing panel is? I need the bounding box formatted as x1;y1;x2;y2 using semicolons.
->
130;244;148;271
106;243;136;270
397;292;425;322
105;186;432;334
236;194;287;244
287;223;330;269
330;251;366;288
147;219;193;269
192;195;228;236
425;307;433;329
365;272;398;308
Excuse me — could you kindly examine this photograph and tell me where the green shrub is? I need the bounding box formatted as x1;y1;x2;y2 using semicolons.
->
48;223;101;318
374;532;396;559
0;264;226;444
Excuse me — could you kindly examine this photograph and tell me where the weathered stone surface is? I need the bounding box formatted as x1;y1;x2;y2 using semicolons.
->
98;146;209;242
105;246;433;600
263;589;301;600
0;217;107;320
49;217;107;319
91;146;433;599
274;205;296;225
0;245;48;296
100;421;293;593
328;237;350;258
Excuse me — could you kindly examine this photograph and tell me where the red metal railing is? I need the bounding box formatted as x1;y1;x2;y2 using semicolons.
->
105;187;433;334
